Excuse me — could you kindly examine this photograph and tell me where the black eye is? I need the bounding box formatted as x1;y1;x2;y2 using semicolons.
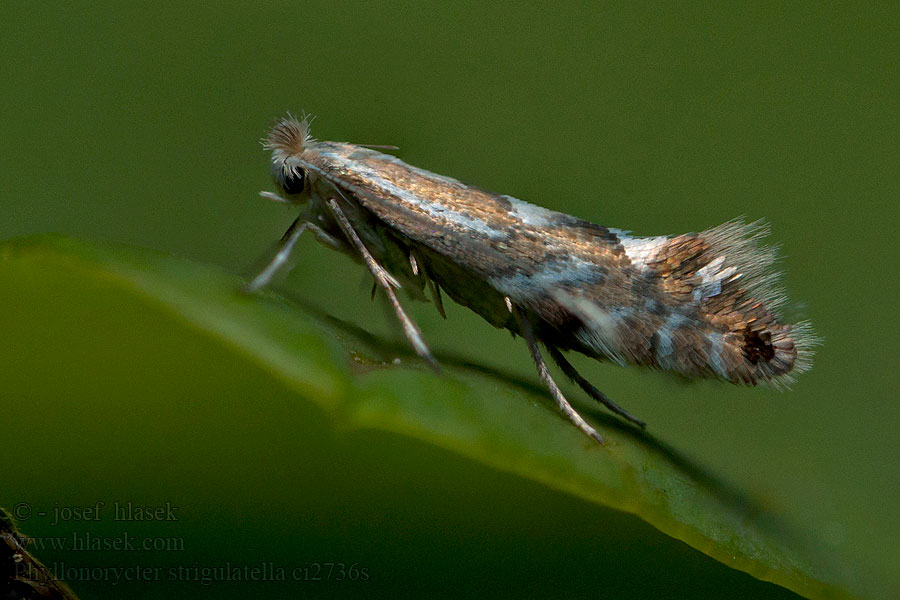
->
281;168;306;194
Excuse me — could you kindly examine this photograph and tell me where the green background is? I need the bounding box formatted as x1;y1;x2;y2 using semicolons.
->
2;2;897;598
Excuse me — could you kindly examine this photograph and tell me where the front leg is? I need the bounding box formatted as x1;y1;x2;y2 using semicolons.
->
244;217;308;293
325;196;440;373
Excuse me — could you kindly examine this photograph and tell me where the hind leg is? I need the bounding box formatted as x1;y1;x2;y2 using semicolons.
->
512;304;605;445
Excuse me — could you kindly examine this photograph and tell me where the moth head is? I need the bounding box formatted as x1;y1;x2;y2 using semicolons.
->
263;114;315;199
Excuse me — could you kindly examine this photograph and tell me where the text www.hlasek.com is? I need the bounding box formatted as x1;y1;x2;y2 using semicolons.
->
25;531;185;553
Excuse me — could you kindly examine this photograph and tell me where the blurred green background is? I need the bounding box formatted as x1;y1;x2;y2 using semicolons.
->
2;2;898;598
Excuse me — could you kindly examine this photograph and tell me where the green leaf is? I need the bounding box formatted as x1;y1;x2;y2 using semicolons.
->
0;234;858;599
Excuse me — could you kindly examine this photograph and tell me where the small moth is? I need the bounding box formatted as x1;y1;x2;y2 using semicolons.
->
247;114;815;444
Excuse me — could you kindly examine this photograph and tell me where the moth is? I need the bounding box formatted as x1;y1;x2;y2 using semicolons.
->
247;115;815;444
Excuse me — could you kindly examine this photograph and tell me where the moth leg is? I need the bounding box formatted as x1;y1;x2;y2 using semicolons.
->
410;248;447;319
307;222;347;251
426;277;447;319
546;346;646;429
513;305;605;445
243;217;307;293
325;197;440;373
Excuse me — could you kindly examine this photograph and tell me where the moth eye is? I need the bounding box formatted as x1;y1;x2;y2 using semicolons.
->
281;168;306;195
